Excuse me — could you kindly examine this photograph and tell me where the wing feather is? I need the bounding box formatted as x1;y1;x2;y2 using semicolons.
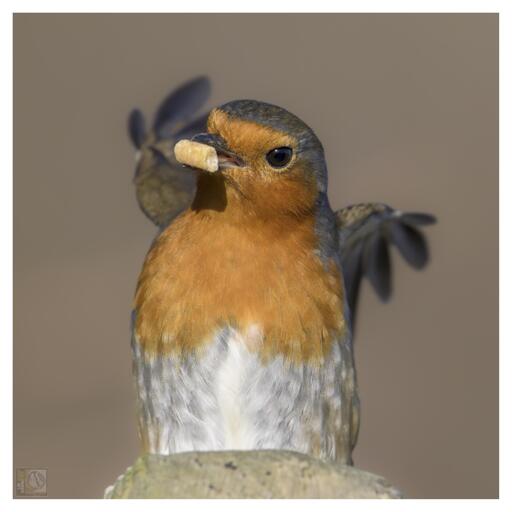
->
343;241;364;320
127;77;212;228
128;108;146;149
364;230;391;301
153;76;211;139
389;222;429;269
335;203;436;329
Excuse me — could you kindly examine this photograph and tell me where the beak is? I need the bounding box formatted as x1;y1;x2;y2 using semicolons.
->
191;133;245;169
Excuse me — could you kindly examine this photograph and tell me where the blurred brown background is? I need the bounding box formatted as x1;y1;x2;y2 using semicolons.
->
13;13;498;498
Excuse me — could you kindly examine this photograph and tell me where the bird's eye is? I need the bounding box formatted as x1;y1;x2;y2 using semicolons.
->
266;147;293;168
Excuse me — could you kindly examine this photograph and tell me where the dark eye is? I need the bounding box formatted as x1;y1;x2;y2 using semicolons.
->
266;147;293;168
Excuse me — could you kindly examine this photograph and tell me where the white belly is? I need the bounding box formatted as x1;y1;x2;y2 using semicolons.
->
132;325;356;462
215;330;262;449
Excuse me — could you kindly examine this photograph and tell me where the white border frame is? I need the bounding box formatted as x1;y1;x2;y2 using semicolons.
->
2;2;508;510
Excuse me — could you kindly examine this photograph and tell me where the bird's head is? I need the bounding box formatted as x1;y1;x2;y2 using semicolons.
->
189;100;327;218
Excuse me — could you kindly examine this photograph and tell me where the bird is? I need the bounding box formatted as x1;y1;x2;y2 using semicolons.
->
127;78;436;465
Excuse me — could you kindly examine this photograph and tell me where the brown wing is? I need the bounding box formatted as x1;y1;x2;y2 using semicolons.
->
127;77;211;229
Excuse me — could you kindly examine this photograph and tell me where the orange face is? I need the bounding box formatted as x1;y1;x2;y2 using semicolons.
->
195;109;319;219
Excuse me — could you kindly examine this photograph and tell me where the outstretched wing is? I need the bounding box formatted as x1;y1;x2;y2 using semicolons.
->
153;76;211;140
335;203;436;328
127;76;211;229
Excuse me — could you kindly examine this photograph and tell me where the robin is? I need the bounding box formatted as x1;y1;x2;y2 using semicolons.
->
127;80;436;464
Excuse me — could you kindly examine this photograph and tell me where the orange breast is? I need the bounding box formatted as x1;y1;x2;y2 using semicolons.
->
133;205;346;364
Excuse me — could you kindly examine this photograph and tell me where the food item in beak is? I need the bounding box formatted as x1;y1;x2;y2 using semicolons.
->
174;140;219;173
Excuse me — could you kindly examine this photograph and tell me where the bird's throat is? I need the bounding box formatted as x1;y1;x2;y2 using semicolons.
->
191;173;228;213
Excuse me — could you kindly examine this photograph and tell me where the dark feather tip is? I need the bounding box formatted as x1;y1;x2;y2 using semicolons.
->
128;108;146;149
341;243;364;317
390;222;429;269
153;76;211;138
364;232;392;301
400;212;437;226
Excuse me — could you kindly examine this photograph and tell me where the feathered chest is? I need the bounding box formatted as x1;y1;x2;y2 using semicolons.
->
133;208;346;364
